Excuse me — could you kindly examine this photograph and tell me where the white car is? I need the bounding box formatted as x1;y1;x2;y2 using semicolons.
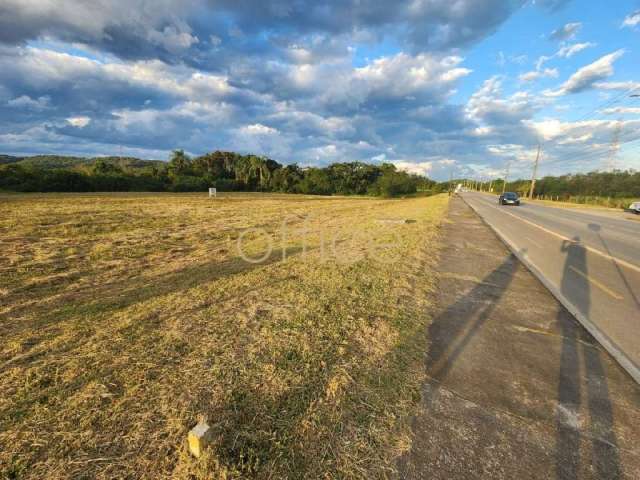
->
629;202;640;214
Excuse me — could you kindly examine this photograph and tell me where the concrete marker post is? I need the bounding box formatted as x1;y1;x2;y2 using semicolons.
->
188;420;214;458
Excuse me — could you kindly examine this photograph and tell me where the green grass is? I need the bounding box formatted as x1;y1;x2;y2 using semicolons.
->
0;192;448;479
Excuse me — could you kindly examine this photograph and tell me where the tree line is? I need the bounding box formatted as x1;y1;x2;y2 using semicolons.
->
3;151;638;199
0;150;436;197
459;170;640;200
510;170;640;199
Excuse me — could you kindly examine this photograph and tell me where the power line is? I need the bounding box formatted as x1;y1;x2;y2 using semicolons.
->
541;133;640;169
572;84;640;124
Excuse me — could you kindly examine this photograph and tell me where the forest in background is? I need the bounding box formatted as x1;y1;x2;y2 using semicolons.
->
1;152;639;201
0;151;434;198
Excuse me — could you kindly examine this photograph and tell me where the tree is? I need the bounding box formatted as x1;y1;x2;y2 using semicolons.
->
167;149;192;176
91;158;123;176
328;162;382;195
369;169;418;197
299;168;333;195
270;164;303;193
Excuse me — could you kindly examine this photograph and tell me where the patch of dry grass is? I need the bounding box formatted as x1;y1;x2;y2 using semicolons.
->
0;192;448;479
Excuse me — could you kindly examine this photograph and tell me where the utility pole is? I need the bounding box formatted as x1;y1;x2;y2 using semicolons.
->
488;179;493;193
529;143;541;199
448;169;453;196
502;160;511;194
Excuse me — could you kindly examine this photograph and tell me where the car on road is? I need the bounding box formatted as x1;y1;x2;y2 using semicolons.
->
498;192;521;206
628;201;640;214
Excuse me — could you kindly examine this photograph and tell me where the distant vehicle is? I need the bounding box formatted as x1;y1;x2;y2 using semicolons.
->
498;192;521;206
629;201;640;214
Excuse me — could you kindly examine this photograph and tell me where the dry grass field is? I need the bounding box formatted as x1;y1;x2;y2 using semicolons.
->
0;192;448;479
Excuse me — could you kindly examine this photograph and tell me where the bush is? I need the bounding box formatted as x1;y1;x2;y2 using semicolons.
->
370;171;418;197
170;175;208;192
213;178;243;191
41;170;93;192
298;168;334;195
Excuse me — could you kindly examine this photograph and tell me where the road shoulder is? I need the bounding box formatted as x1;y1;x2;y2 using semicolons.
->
399;197;640;479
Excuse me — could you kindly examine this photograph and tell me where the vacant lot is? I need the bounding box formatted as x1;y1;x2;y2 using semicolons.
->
0;192;448;479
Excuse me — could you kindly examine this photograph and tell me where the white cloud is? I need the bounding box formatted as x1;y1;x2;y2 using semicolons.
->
282;51;472;113
352;53;472;99
497;51;527;67
556;133;593;145
392;160;433;176
536;42;595;70
601;107;640;115
594;81;640;91
466;77;541;123
544;50;625;96
527;118;635;142
7;94;50;110
549;22;582;41
472;126;494;136
66;116;91;127
1;46;237;104
241;123;279;135
557;42;596;58
519;68;558;82
622;11;640;28
146;22;199;54
486;144;536;163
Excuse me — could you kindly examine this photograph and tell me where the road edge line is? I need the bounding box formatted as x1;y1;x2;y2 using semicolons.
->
460;194;640;385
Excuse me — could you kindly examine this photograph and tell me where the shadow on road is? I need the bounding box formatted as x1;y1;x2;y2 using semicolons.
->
556;237;621;479
426;255;518;383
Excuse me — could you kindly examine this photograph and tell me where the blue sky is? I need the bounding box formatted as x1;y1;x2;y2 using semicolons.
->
1;0;639;180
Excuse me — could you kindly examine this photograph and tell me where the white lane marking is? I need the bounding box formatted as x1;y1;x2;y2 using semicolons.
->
476;198;640;275
568;266;625;300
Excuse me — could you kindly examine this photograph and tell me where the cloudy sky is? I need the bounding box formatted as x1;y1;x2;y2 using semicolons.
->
1;0;639;180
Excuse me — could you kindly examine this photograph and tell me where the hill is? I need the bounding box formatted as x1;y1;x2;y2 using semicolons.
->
0;154;164;170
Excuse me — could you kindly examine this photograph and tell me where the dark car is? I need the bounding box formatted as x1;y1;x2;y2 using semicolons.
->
498;192;521;206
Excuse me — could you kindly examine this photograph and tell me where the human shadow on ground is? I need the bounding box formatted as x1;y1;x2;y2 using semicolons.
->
556;236;621;480
425;254;519;383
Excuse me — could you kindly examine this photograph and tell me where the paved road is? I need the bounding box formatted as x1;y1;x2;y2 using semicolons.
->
401;198;640;479
461;192;640;384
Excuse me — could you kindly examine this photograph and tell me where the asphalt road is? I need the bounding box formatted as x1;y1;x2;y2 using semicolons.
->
401;197;640;479
461;191;640;384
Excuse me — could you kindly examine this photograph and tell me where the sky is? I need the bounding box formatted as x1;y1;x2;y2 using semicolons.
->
1;0;640;180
